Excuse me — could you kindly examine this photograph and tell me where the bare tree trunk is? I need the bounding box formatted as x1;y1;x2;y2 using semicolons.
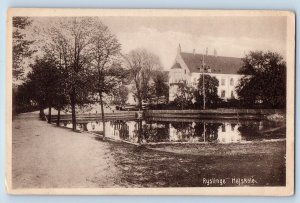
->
39;107;44;118
136;82;142;110
48;106;52;123
70;91;77;131
138;95;142;110
56;108;61;126
137;119;143;144
99;92;106;137
71;103;76;131
83;123;88;131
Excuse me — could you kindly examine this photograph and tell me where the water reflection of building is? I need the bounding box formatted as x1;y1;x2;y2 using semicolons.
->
142;121;170;143
169;123;180;142
217;123;241;143
85;120;141;143
61;118;280;144
169;121;242;143
169;122;197;142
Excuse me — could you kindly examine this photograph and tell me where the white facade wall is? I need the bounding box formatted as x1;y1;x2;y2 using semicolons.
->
169;69;243;101
169;84;178;102
190;73;243;100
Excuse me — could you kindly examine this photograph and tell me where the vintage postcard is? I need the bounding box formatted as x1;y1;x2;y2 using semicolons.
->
6;8;295;195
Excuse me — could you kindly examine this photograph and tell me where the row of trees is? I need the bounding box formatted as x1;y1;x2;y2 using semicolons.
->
13;17;169;134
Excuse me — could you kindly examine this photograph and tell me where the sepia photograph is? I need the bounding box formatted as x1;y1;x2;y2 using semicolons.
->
6;9;295;195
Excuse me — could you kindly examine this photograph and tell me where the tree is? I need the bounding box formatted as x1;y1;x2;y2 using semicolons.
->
22;56;66;122
236;51;286;108
45;17;96;130
195;75;220;109
14;79;39;114
51;68;68;126
151;70;169;105
123;48;161;109
89;20;122;137
174;80;195;109
12;17;35;81
112;85;129;108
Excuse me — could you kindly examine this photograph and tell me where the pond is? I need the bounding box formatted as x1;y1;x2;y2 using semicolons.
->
59;118;285;144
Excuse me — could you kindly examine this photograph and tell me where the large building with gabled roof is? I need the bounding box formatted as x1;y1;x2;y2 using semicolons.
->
169;44;244;101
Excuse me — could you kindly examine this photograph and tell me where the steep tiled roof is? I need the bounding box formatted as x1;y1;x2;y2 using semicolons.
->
180;52;243;74
171;62;182;69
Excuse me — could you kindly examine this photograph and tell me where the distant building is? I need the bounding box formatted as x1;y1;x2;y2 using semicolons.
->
169;44;244;101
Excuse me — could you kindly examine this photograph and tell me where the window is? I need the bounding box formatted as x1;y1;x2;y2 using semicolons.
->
222;124;226;132
231;124;236;131
231;91;234;99
230;78;234;86
207;66;211;73
221;90;226;98
221;79;225;86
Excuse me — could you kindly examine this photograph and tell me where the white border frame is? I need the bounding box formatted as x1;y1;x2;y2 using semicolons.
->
5;8;295;196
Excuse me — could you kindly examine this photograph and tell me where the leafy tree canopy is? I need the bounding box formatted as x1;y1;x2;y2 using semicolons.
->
174;80;195;109
236;51;286;108
13;17;36;81
195;74;220;108
150;70;169;104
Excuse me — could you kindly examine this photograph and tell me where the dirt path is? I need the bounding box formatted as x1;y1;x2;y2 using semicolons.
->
12;112;121;189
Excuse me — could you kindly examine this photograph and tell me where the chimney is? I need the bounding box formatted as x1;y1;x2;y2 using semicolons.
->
193;49;196;55
214;48;217;57
206;47;208;56
177;44;181;54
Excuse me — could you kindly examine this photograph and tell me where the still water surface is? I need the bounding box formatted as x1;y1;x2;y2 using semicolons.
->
60;118;285;144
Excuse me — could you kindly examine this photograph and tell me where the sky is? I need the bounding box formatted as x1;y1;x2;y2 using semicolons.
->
28;16;287;71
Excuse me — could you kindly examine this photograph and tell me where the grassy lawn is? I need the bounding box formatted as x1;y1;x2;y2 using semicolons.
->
105;139;286;187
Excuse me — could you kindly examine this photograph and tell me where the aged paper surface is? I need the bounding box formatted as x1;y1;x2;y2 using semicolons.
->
6;8;295;195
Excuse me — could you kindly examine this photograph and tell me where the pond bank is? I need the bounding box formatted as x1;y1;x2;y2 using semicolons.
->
51;111;142;122
146;140;285;156
146;109;285;120
48;109;285;122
